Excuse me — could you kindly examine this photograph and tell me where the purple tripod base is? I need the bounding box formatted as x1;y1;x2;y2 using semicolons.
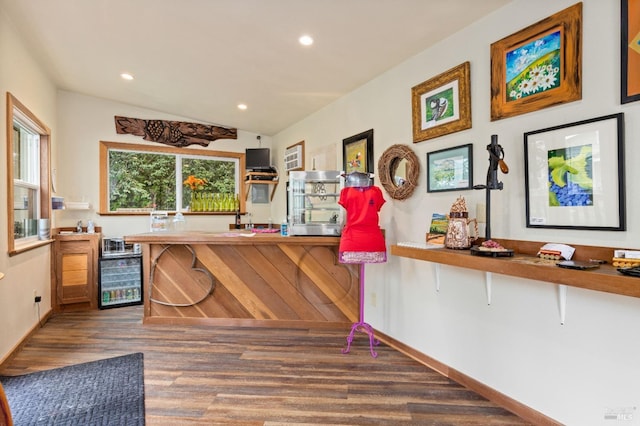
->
341;321;380;358
341;263;380;358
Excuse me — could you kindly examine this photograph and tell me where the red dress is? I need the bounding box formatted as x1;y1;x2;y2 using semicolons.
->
338;186;386;263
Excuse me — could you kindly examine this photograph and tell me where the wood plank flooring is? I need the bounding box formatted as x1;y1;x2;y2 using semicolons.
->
0;306;531;425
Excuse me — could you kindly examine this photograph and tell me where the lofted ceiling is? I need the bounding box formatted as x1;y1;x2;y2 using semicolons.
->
0;0;512;136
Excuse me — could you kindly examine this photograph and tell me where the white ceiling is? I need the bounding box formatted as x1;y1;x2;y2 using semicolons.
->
1;0;512;136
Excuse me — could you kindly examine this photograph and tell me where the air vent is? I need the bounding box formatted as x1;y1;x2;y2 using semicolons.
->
284;144;303;172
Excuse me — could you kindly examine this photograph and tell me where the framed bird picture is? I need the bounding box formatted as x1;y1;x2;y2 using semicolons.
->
411;62;471;143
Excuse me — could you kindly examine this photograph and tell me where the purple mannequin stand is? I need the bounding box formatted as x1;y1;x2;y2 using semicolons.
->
341;263;380;357
339;172;383;358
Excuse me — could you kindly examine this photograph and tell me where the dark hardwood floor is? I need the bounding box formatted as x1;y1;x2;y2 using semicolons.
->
1;306;531;425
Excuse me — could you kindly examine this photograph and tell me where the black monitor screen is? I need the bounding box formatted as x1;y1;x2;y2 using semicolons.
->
245;148;271;170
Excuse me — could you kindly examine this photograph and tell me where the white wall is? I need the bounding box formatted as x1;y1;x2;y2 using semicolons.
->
272;1;640;424
0;7;58;361
55;91;272;238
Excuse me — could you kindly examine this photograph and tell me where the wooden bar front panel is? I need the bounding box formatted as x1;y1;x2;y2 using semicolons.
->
144;241;359;327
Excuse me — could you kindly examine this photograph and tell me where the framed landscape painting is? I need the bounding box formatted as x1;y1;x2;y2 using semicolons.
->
426;143;473;193
490;3;582;121
411;62;471;143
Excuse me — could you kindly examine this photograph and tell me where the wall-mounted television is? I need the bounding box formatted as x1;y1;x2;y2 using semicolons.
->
245;148;271;171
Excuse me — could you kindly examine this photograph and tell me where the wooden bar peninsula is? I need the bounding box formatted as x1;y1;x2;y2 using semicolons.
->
124;231;359;327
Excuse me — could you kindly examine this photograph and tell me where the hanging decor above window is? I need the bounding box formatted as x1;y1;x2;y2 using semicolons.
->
114;116;237;147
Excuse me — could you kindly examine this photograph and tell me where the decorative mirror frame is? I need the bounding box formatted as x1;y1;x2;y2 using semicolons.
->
377;144;420;200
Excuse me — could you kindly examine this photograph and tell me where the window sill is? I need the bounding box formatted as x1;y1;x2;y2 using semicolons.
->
9;239;53;256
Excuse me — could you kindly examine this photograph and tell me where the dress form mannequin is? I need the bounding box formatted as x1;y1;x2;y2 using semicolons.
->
339;171;386;357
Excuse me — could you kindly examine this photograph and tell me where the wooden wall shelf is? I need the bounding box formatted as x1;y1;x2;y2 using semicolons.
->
244;172;278;202
390;239;640;299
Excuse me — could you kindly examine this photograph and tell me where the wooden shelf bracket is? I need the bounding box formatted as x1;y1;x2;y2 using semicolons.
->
558;284;567;325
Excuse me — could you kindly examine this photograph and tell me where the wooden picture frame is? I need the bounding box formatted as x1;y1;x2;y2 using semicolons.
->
490;2;582;121
343;129;374;175
426;143;473;193
524;113;625;231
621;0;640;103
411;62;471;143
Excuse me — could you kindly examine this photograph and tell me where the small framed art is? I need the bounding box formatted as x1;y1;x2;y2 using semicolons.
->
343;129;374;175
427;143;473;193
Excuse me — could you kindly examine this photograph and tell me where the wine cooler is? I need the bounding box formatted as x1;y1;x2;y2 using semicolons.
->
98;254;143;309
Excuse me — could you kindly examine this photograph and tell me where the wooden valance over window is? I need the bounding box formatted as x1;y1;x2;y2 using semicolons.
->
114;116;237;147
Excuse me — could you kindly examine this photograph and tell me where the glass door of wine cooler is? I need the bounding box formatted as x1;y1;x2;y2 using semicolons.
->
99;255;143;309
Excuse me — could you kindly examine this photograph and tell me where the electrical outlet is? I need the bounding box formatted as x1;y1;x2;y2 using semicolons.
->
370;292;377;307
34;295;42;303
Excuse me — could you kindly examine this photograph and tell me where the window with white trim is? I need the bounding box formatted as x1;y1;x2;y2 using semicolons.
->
6;93;51;255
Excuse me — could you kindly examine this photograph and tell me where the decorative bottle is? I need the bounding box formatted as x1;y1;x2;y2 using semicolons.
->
235;208;241;229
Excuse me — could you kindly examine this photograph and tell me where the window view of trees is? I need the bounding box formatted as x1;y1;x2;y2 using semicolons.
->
103;142;241;213
109;151;176;211
182;158;236;210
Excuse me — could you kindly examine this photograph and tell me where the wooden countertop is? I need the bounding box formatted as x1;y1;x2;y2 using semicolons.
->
391;239;640;299
124;231;340;246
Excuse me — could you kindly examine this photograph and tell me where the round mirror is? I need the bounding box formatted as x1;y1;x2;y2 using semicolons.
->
377;144;420;200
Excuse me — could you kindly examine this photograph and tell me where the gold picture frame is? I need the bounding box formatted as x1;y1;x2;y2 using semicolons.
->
411;62;471;143
490;2;582;121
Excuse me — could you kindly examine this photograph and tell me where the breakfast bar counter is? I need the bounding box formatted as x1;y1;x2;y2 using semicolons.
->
124;231;359;327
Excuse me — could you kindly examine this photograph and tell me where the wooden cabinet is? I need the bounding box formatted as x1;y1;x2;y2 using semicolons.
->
52;231;100;311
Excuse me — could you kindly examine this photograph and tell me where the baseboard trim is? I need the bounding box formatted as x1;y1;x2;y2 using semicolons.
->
0;308;53;368
375;329;561;426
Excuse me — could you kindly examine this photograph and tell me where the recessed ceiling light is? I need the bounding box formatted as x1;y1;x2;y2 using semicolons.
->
120;73;134;81
299;35;313;46
237;104;248;110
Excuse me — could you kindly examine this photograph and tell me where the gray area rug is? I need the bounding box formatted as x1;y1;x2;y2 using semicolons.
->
0;353;145;425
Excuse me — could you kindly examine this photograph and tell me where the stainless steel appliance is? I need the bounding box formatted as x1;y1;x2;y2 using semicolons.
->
102;237;141;256
287;170;344;236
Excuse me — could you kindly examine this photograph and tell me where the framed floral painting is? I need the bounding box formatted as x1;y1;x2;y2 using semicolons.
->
622;0;640;103
490;2;582;121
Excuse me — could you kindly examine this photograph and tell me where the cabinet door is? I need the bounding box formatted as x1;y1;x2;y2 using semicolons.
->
56;240;95;305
